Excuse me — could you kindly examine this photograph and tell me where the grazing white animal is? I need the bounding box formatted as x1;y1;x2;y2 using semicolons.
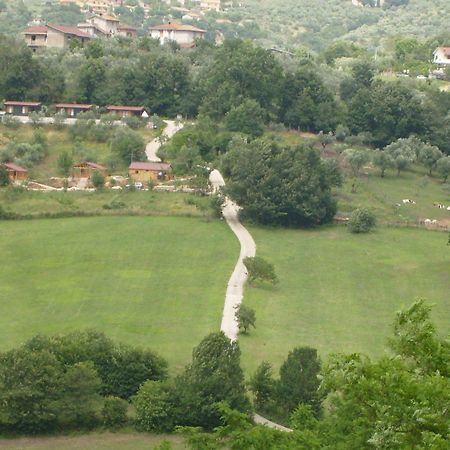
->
431;219;438;224
424;219;432;224
447;206;450;211
402;199;416;204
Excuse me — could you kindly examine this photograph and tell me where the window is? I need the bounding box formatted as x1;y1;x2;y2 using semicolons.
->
31;35;36;41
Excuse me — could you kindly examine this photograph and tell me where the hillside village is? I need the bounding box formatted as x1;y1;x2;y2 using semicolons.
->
0;0;449;449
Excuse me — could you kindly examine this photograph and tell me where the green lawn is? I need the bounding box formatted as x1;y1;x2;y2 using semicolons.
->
0;216;238;373
0;432;185;450
239;226;450;374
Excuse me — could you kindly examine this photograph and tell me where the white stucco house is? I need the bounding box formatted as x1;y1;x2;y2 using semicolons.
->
433;47;450;65
149;23;206;48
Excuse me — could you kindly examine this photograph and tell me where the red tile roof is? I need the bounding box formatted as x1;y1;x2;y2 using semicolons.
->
55;103;93;109
73;162;106;170
4;101;42;106
2;163;28;172
150;23;206;33
118;24;137;31
23;26;48;34
47;24;91;38
107;105;145;112
437;47;450;56
129;162;172;171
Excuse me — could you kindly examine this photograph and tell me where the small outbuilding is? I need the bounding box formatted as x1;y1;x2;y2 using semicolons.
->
55;103;93;117
73;161;107;179
4;101;42;116
106;105;146;118
128;161;173;182
1;163;28;182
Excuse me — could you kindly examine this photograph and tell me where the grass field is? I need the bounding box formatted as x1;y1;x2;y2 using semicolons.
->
239;226;450;374
0;432;185;450
0;216;238;373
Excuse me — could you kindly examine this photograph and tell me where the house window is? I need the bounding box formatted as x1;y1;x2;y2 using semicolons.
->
31;35;36;41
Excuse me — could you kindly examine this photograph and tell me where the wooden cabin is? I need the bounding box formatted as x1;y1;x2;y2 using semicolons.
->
1;163;28;182
128;161;173;182
73;161;107;179
4;101;42;116
55;103;93;117
106;105;146;118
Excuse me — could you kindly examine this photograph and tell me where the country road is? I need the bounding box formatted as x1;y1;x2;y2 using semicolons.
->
146;120;183;162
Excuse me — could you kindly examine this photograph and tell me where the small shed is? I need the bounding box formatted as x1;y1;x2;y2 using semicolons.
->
128;161;173;182
4;101;42;116
1;163;28;182
106;105;146;118
73;161;107;179
55;103;93;117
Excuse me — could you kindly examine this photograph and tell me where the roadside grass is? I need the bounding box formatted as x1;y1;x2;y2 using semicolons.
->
0;188;211;218
239;225;450;375
0;216;238;373
0;432;185;450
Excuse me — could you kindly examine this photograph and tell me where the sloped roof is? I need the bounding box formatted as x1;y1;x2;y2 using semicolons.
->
73;161;106;170
2;163;28;172
150;23;206;33
47;24;91;38
107;105;144;111
23;26;48;35
55;103;93;109
436;47;450;56
129;162;172;172
4;101;42;106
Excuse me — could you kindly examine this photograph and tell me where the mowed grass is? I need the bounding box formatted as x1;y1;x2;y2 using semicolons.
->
0;432;185;450
239;226;450;374
0;216;238;373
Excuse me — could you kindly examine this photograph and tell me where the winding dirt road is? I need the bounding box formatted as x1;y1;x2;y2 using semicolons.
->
209;170;256;341
146;120;183;162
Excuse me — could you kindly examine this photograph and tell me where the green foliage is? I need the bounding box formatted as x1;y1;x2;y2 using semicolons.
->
243;256;278;285
101;396;128;428
248;361;275;411
57;151;73;178
172;332;249;430
224;139;337;226
348;207;377;233
111;127;146;164
235;304;256;334
0;166;10;186
133;381;173;432
372;150;395;177
436;156;450;181
225;99;266;137
92;170;105;190
384;137;417;175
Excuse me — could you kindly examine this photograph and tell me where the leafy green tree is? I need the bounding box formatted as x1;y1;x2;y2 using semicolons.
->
417;144;443;176
436;156;450;181
277;347;323;418
243;256;278;285
348;208;377;233
102;396;128;428
91;170;105;190
111;127;146;164
235;304;256;334
224;140;337;226
343;148;370;176
225;99;266;137
384;137;416;175
57;151;73;178
172;332;249;430
0;166;10;186
372;150;395;177
248;361;275;411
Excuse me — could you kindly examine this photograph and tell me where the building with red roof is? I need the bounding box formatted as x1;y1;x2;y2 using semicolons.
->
23;23;91;50
55;103;93;117
106;105;146;118
1;163;28;182
4;101;42;116
73;161;107;179
433;47;450;65
129;161;173;183
149;22;206;48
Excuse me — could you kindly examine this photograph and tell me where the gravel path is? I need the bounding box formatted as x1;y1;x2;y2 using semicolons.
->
146;120;183;161
253;413;293;432
209;169;256;341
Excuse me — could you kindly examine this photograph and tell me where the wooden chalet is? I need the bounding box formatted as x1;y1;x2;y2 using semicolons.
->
55;103;93;117
4;101;42;116
1;163;28;182
73;161;107;179
106;105;146;118
128;161;173;182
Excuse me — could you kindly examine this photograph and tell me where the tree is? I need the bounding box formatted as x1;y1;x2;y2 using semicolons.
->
248;361;275;411
243;256;278;285
417;144;443;176
343;148;370;176
436;156;450;181
111;127;145;164
172;332;249;430
102;396;128;427
372;150;395;177
224;140;337;226
277;347;323;418
384;137;416;175
348;208;376;233
0;166;10;186
91;170;105;190
57;151;73;178
225;99;266;137
318;131;335;149
235;304;256;334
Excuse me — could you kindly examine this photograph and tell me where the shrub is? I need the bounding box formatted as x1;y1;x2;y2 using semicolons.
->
243;256;278;285
348;208;376;233
0;166;10;186
92;171;105;190
102;396;128;428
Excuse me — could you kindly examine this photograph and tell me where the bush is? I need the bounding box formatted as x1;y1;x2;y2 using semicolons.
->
243;256;278;285
102;396;128;428
348;208;376;233
92;171;105;190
